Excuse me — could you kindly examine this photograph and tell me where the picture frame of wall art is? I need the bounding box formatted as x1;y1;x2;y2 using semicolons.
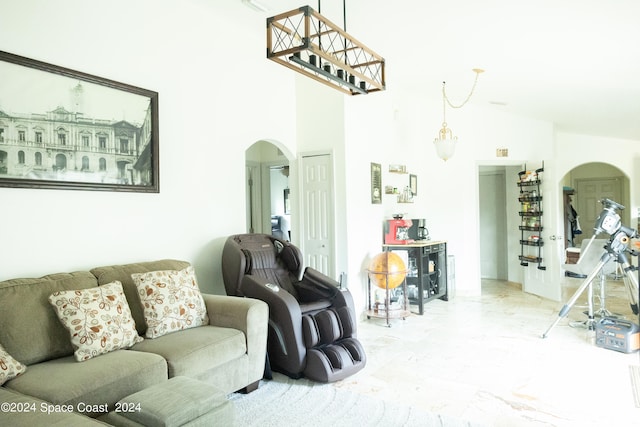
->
0;50;159;192
371;162;382;204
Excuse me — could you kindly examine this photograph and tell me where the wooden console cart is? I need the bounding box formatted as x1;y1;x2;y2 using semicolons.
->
382;241;448;315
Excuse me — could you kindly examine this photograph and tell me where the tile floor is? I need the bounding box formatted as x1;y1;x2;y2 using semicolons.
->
336;277;640;427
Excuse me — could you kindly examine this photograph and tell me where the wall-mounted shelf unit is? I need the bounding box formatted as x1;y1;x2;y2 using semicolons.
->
518;163;546;270
383;164;415;203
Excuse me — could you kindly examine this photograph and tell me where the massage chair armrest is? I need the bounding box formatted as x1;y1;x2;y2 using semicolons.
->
300;268;354;308
240;275;307;371
296;267;340;302
299;268;358;339
240;275;301;317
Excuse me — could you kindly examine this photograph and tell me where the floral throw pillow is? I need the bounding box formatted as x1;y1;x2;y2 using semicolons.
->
131;266;209;339
0;343;26;385
48;281;143;362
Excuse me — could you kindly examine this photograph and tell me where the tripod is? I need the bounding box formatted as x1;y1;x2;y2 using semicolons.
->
568;240;624;330
542;230;639;338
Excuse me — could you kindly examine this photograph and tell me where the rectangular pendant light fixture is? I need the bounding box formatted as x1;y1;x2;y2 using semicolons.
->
267;5;385;96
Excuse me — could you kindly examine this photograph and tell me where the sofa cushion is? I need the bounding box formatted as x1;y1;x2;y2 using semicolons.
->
131;325;246;379
4;350;168;418
104;376;233;427
0;271;98;365
48;281;143;361
131;266;209;339
0;343;26;385
0;387;109;426
90;260;191;336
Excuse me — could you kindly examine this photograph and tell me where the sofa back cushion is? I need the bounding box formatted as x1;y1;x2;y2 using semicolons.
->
90;260;191;336
0;272;98;365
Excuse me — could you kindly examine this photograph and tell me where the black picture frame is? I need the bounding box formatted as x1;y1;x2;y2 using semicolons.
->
409;174;417;196
0;50;159;192
371;162;382;204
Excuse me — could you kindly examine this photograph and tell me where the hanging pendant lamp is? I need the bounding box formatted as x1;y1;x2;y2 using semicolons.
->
433;68;484;161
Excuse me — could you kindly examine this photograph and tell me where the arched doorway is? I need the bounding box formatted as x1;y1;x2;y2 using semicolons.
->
54;153;67;171
560;162;630;253
117;160;131;184
245;140;294;241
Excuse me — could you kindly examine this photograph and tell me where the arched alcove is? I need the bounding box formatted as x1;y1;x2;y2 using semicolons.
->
559;162;630;252
245;139;295;241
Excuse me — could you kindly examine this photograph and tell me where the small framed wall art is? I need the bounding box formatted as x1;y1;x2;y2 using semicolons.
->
371;162;382;204
409;174;417;196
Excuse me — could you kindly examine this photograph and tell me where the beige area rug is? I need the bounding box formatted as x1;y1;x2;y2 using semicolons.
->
229;373;487;427
630;365;640;408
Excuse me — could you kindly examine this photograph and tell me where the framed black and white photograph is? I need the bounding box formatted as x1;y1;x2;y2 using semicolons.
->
409;174;417;196
0;50;159;192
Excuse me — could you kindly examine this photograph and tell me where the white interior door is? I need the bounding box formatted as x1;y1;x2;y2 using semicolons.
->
300;153;334;277
522;163;561;301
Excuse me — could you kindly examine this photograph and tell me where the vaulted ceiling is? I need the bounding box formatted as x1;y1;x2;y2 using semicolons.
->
247;0;640;141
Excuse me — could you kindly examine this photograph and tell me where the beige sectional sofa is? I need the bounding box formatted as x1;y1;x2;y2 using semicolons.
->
0;259;268;426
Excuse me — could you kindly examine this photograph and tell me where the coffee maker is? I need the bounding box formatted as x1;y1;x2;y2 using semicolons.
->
415;218;430;241
403;218;430;241
384;216;414;244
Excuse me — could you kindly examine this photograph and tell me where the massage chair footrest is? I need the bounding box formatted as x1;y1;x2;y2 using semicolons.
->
303;338;366;382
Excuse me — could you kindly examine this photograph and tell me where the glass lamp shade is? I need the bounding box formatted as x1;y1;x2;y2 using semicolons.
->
434;137;457;161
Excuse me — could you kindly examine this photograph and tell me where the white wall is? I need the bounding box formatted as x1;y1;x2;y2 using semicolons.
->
294;75;347;281
0;0;298;293
2;1;640;309
343;88;556;300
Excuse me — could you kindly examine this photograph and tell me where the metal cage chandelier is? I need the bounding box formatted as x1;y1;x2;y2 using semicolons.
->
267;3;385;95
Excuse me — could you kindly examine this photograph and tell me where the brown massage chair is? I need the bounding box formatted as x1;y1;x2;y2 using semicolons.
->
221;233;366;382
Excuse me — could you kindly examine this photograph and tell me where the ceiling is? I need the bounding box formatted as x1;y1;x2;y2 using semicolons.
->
246;0;640;141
